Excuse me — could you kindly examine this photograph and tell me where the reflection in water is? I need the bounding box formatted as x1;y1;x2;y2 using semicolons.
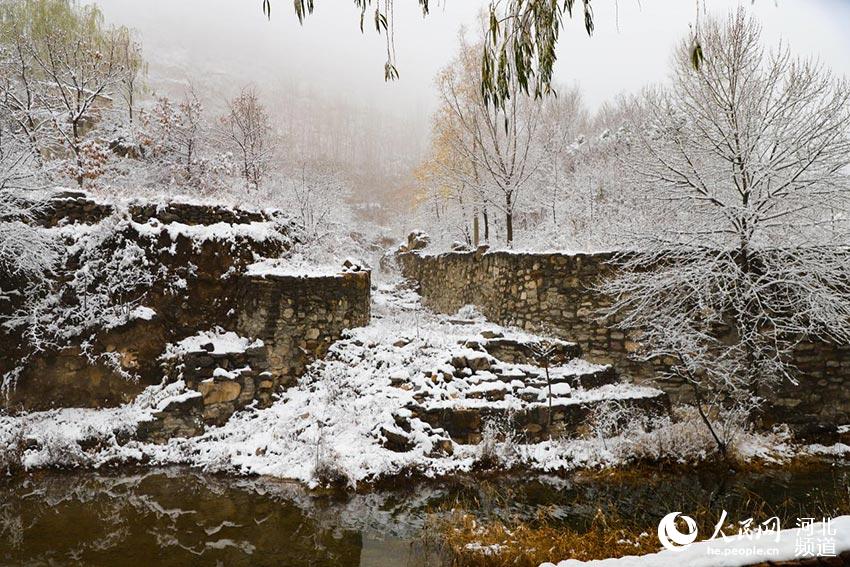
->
1;464;848;566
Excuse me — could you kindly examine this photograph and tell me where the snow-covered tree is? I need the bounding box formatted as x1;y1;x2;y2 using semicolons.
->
0;124;55;284
434;35;553;246
219;86;271;191
141;87;233;193
11;1;124;186
281;161;351;243
601;10;850;454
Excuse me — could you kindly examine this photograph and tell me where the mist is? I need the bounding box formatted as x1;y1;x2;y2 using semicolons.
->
86;0;850;213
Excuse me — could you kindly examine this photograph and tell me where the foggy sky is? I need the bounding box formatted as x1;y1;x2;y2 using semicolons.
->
91;0;850;142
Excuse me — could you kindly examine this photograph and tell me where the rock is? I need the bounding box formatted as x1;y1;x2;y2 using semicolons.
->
406;230;431;251
136;393;204;444
466;354;491;371
450;409;481;433
393;338;411;348
428;438;454;457
480;330;504;339
198;380;241;404
201;342;215;352
393;414;413;432
381;426;413;452
789;421;839;444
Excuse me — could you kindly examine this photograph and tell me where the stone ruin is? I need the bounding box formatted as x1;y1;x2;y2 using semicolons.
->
378;329;669;453
2;191;372;442
134;263;372;443
398;240;850;434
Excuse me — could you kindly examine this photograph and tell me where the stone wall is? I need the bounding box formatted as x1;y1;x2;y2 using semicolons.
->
30;190;271;228
133;268;372;439
161;342;273;427
128;201;267;226
31;191;114;226
236;270;372;387
398;248;648;376
399;249;850;427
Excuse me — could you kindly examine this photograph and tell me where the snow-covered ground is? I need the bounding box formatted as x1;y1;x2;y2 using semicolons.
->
0;283;843;486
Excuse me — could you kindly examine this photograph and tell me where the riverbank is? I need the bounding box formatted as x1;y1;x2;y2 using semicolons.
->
2;285;849;488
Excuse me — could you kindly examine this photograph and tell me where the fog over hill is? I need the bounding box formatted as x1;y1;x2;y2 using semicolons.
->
89;0;850;212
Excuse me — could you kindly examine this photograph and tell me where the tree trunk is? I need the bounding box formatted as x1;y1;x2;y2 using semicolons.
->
505;191;514;246
483;208;490;242
72;121;83;187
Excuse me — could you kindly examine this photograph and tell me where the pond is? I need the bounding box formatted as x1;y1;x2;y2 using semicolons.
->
1;463;848;566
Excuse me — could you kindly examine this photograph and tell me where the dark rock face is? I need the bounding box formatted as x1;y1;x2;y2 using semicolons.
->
399;249;850;427
1;215;289;411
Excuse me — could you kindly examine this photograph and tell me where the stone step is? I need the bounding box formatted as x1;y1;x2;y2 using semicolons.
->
477;336;582;365
525;363;619;390
407;385;670;444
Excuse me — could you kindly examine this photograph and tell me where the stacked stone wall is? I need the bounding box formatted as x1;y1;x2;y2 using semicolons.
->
399;249;850;426
236;271;372;387
30;190;272;227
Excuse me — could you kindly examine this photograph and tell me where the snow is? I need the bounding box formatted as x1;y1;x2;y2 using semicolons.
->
0;380;198;470
165;328;263;356
130;305;156;321
806;443;850;457
540;516;850;567
129;219;286;246
245;258;346;278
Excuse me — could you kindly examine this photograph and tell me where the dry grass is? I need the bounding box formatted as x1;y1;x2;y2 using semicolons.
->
419;463;850;567
422;509;657;567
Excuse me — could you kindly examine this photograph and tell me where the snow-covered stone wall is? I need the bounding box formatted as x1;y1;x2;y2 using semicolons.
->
30;190;272;227
236;266;371;388
399;249;850;430
1;194;371;419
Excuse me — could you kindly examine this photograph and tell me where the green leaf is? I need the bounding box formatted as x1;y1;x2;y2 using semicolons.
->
691;42;704;70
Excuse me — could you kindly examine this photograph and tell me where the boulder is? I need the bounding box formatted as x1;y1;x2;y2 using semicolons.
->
406;230;431;251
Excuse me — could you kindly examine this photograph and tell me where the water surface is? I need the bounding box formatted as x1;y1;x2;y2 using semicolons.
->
2;463;848;566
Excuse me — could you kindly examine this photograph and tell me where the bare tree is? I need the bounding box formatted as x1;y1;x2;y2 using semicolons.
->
17;4;124;186
601;10;850;454
113;26;146;124
435;35;554;246
284;160;351;242
220;86;272;191
145;88;206;184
